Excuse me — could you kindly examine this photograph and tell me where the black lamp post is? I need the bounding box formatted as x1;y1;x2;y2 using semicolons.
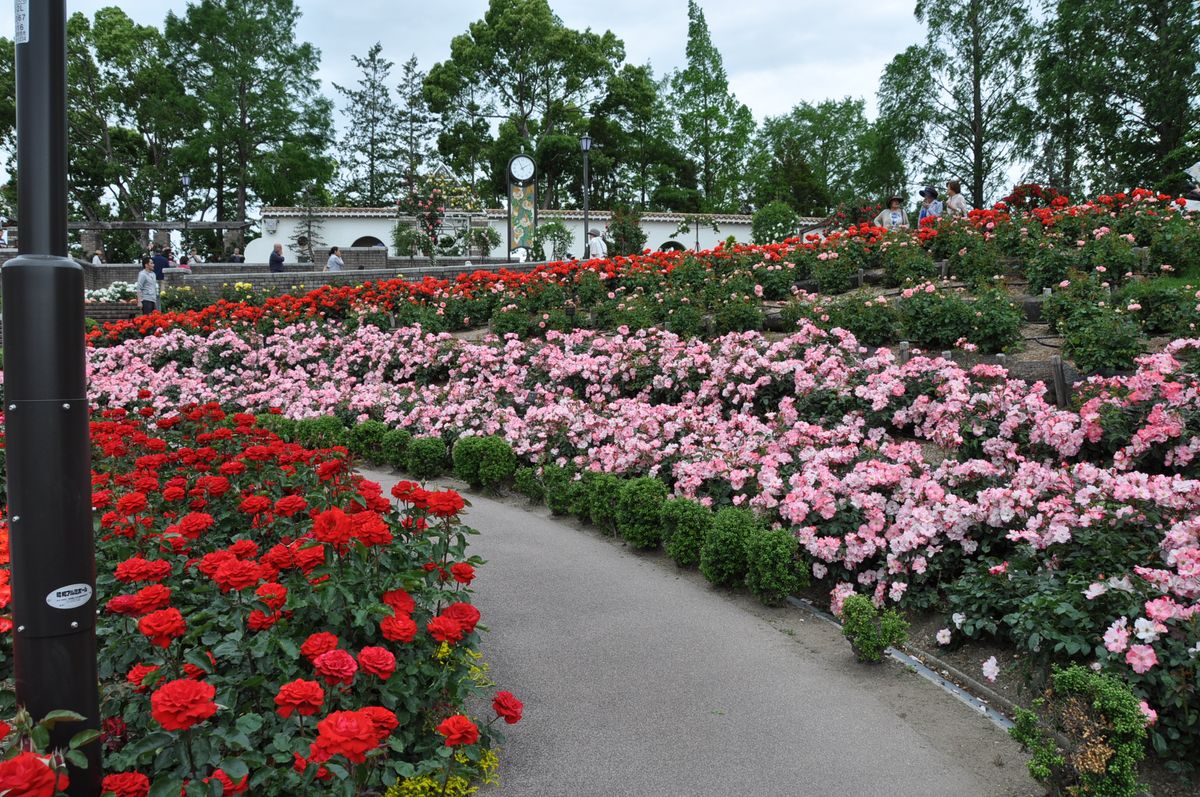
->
580;134;592;257
181;173;191;246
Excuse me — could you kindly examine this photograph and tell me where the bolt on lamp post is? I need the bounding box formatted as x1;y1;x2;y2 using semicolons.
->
580;134;592;258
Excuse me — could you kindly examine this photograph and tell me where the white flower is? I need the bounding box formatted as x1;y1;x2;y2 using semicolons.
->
1133;617;1163;643
952;612;965;629
1083;582;1107;600
936;628;952;645
981;656;1000;682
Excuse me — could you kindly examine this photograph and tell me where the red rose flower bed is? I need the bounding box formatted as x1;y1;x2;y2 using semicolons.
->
0;402;520;794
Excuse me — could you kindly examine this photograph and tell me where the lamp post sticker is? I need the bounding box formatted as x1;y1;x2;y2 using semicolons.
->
46;583;93;610
14;0;29;45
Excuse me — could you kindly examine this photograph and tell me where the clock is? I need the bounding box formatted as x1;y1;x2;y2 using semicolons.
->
509;154;535;183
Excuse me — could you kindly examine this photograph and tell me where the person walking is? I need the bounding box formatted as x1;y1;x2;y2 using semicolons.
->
945;180;969;218
873;196;910;230
90;249;104;265
587;228;608;259
917;186;943;227
136;256;159;315
151;246;169;282
229;247;245;264
325;246;345;272
269;243;285;273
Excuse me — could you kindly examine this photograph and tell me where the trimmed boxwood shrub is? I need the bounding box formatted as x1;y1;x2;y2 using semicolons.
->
661;498;712;568
452;435;488;488
586;473;624;536
542;465;573;516
293;416;347;449
615;477;669;549
513;467;544;504
841;594;908;663
404;436;447;481
477;436;518;492
348;420;388;461
745;528;806;606
380;428;413;469
700;507;759;587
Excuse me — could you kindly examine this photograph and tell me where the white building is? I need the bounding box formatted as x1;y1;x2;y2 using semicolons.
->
247;207;821;263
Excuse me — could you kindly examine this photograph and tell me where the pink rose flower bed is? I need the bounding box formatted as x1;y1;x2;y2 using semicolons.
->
86;321;1200;757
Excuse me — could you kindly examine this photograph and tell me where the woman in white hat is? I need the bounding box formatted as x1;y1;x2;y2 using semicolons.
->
587;228;608;258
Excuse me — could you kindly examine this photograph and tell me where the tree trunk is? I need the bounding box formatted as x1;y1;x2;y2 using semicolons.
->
970;0;985;208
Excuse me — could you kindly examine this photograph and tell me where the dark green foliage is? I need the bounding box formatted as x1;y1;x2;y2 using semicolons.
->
1024;245;1078;295
293;416;348;449
452;435;488;488
700;507;758;587
661;498;712;568
615;477;669;549
513;467;545;504
1010;665;1146;797
744;528;806;606
827;294;901;347
477;436;518;492
751;201;800;244
347;420;388;461
404;436;447;481
1062;307;1145;373
880;240;936;286
840;594;908;663
586;473;624;536
813;254;859;295
380;428;413;470
542;465;573;516
712;299;764;334
967;289;1024;353
897;287;973;348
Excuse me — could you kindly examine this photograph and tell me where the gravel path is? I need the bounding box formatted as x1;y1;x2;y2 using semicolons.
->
361;468;1039;797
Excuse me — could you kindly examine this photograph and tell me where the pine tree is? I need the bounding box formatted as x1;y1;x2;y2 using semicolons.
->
395;55;435;188
334;43;404;206
668;0;755;212
288;183;326;263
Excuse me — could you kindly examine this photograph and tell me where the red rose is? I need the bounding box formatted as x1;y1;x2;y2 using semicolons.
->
313;649;358;686
426;490;466;518
116;492;148;516
0;752;62;797
177;512;214;539
212;559;263;592
442;602;481;635
380;613;417;643
261;544;295;571
206;769;248;794
492;691;524;724
275;679;325;718
197;550;237;578
228;540;259;560
131;584;172;615
219;461;247;476
106;594;140;616
351;512;392;546
255;582;288;611
162;485;185;502
101;771;151;797
126;663;160;693
313;508;353;547
450;563;475;585
357;646;396;680
293;544;326;572
390;480;421;501
150;678;217;731
427;615;465;643
247;609;281;631
300;632;339;662
238;495;272;515
0;720;9;742
381;589;415;615
115;556;172;584
274;495;308;518
137;607;186;648
436;714;479;746
358;706;398;740
309;710;381;764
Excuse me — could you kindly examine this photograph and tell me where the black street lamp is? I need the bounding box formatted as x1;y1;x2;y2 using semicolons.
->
181;173;191;243
580;134;592;257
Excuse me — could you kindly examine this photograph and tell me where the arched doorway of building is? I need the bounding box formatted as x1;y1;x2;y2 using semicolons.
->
351;236;387;248
659;240;686;252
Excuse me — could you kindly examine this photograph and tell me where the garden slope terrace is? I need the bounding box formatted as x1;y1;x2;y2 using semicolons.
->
359;467;1037;796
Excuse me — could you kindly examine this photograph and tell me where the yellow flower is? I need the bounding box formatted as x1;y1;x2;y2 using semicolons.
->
434;641;452;662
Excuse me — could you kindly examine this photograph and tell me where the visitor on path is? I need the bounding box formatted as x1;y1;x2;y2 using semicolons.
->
918;187;943;227
91;249;104;265
873;196;910;230
325;246;345;272
165;248;178;269
136;256;159;315
188;248;205;264
269;243;285;273
945;180;969;218
151;247;169;282
229;247;245;264
178;255;192;272
587;228;608;259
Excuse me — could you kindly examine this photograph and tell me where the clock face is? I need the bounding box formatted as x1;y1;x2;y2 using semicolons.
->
510;155;535;182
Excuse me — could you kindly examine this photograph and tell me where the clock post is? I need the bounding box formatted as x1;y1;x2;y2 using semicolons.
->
506;154;537;262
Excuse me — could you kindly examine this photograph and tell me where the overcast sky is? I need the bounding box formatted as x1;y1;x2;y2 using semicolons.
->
0;1;925;119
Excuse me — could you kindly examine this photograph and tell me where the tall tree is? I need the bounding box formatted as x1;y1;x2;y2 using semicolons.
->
878;0;1035;207
334;43;403;206
425;0;624;207
395;55;435;187
166;0;334;230
669;0;755;212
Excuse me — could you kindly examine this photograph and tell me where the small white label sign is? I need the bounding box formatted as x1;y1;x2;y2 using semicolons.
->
46;583;92;610
14;0;29;45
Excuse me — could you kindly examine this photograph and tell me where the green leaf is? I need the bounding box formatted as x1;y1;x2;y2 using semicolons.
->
69;728;101;750
219;757;249;780
234;714;263;736
125;731;175;759
64;749;89;769
150;774;186;797
39;709;87;726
